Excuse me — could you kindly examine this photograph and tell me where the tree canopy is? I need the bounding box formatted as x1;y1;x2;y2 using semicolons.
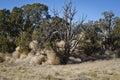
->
0;2;120;64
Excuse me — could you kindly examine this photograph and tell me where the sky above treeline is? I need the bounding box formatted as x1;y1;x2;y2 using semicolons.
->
0;0;120;22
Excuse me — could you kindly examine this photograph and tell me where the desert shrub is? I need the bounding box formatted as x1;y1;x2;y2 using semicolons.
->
112;19;120;49
0;35;9;53
82;42;101;56
45;50;61;65
16;32;32;52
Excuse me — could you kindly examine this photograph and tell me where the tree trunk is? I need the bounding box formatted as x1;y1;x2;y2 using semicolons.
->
61;56;69;64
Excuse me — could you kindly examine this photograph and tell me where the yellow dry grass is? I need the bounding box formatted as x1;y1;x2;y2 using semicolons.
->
0;59;120;80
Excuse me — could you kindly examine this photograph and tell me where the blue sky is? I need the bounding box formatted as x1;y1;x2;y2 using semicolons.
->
0;0;120;22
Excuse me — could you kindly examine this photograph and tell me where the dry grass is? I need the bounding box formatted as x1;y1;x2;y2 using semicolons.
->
0;59;120;80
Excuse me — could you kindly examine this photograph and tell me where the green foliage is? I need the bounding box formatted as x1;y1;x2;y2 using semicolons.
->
9;7;24;37
81;22;101;55
0;9;10;36
16;32;32;51
0;3;49;53
0;35;9;53
21;3;48;26
100;11;115;50
112;18;120;48
0;2;120;62
0;9;13;53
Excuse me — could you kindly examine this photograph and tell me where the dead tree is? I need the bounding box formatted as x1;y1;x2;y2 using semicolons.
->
41;2;85;64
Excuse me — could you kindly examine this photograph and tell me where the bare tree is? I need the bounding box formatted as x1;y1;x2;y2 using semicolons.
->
41;2;85;64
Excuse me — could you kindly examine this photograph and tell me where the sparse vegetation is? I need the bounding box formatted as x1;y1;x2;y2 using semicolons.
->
0;1;120;80
0;1;120;64
0;59;120;80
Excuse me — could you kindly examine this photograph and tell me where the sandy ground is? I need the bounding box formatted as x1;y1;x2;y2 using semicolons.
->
0;58;120;80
